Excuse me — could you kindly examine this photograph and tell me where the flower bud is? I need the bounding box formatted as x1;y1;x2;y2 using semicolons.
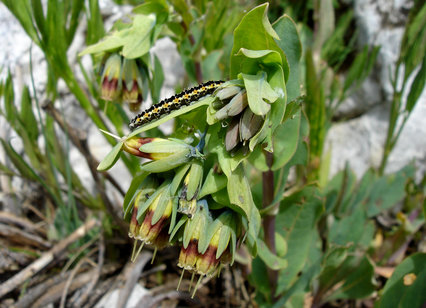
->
121;58;143;110
215;85;242;101
239;107;264;142
139;139;204;173
100;53;122;101
178;162;203;218
225;117;240;152
122;137;156;158
215;90;247;120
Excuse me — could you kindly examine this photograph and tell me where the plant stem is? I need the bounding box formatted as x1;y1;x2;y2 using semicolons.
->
379;88;403;175
262;150;278;299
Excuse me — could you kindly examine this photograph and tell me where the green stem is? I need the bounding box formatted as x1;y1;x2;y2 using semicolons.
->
379;62;408;175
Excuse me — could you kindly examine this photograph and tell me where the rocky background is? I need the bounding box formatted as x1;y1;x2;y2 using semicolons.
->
0;1;425;306
0;0;425;198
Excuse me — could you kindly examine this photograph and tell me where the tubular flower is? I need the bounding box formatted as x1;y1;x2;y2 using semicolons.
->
195;211;238;276
177;209;239;297
131;182;175;261
178;161;203;218
177;203;212;272
121;58;144;111
122;137;203;173
137;185;173;244
100;53;122;101
122;137;157;159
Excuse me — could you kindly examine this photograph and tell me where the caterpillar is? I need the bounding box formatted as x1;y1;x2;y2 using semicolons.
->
129;80;224;130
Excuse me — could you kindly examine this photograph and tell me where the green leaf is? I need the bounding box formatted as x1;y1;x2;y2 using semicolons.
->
198;168;227;199
122;15;157;59
230;3;289;81
328;207;375;250
273;15;302;101
80;14;156;58
225;164;261;252
248;65;287;152
365;165;414;217
324;255;376;301
242;71;278;116
257;238;288;270
170;164;190;195
132;0;169;24
122;171;149;220
234;49;283;78
97;141;124;171
86;0;105;45
276;186;324;293
406;54;426;113
400;2;426;79
379;253;426;308
19;86;38;141
271;110;301;170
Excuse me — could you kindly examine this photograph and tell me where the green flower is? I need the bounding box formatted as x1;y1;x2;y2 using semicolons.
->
131;181;176;261
100;53;122;101
121;58;144;111
178;161;204;218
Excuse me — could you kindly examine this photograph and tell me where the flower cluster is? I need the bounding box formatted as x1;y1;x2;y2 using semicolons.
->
100;53;145;111
208;74;279;154
123;136;240;297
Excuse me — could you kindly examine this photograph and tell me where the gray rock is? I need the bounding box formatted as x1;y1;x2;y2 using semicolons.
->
326;0;426;181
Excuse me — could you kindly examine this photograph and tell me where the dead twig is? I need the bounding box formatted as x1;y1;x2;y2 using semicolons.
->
0;218;98;298
0;223;50;250
0;211;46;237
73;233;105;307
32;263;119;308
136;290;200;308
61;233;100;273
14;272;71;308
117;252;152;308
59;247;98;308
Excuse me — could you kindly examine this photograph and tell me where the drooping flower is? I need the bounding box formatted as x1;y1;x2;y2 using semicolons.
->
121;58;144;111
177;206;239;297
130;181;176;261
178;161;204;218
100;53;122;101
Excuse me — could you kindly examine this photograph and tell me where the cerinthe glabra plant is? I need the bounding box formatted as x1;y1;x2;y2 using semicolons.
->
87;2;302;297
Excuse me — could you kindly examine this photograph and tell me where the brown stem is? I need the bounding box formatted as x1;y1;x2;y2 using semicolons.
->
180;21;203;84
262;150;278;299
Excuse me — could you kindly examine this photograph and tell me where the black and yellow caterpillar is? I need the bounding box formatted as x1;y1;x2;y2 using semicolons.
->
129;80;224;130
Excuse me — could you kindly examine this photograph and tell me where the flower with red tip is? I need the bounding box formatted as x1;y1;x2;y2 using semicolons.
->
177;202;212;272
100;53;122;101
195;210;238;276
121;58;144;111
122;137;204;173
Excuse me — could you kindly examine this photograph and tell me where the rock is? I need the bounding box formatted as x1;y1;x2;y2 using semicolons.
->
326;0;425;181
94;283;149;308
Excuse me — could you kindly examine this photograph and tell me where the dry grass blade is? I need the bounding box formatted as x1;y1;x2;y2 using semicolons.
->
0;218;99;298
